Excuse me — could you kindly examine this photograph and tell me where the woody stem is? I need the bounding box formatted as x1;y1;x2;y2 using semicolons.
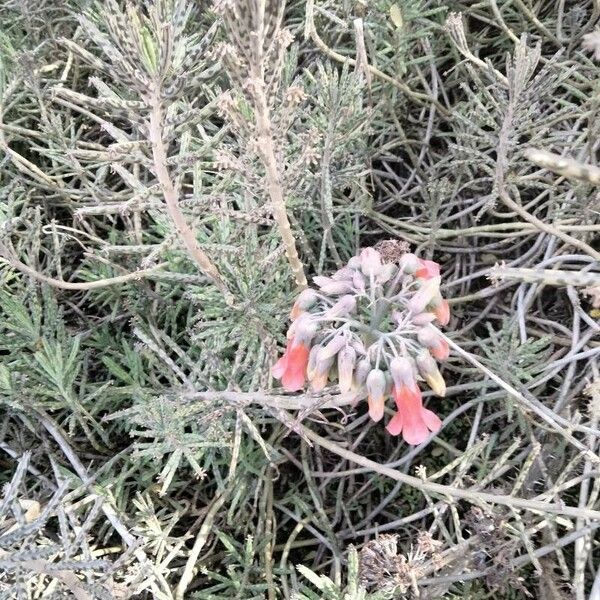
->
253;86;308;289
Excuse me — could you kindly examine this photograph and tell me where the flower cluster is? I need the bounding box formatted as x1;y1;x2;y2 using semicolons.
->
273;245;451;445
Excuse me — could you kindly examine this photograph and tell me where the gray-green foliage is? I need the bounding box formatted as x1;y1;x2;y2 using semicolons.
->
0;0;599;598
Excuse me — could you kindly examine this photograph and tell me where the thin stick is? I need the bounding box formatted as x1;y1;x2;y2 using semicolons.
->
499;190;600;261
1;251;167;291
299;422;600;520
439;332;600;460
253;88;308;289
524;147;600;186
488;264;600;288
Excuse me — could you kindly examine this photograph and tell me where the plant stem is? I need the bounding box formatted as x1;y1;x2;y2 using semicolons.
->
299;421;600;520
253;85;308;289
499;190;600;261
440;331;600;459
148;95;234;305
0;249;167;291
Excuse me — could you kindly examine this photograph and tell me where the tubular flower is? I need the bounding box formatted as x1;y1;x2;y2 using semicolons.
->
433;298;450;326
386;384;442;445
416;350;447;397
272;338;310;391
338;346;356;393
272;241;452;444
366;369;387;422
290;289;317;320
308;346;334;392
407;277;442;316
417;328;450;361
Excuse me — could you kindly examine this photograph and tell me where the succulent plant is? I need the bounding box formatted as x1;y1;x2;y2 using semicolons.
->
272;244;451;445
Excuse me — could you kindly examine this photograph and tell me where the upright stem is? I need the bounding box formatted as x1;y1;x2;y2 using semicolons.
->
148;95;234;305
253;86;308;289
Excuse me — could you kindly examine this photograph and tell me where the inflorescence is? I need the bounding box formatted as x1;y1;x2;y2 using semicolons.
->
273;245;451;445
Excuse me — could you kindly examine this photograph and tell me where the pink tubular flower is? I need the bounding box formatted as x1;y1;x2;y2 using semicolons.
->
429;337;449;361
272;339;310;391
386;384;442;445
415;259;440;279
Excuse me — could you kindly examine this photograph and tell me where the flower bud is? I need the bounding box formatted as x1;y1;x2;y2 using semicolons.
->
353;358;371;388
407;277;441;315
360;248;382;277
290;289;317;320
411;312;436;326
399;253;419;274
377;263;397;284
350;338;366;355
310;370;329;392
309;350;334;392
416;350;446;396
389;356;416;389
324;295;356;318
313;275;332;288
332;267;355;281
417;327;449;361
319;334;347;360
431;296;450;326
321;281;354;295
366;368;386;422
348;255;362;269
352;271;366;292
306;345;321;380
337;346;356;393
384;370;393;395
417;327;439;348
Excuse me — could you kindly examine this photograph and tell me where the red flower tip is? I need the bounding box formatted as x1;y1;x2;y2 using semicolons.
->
415;259;440;279
430;338;450;361
434;299;450;326
386;384;442;445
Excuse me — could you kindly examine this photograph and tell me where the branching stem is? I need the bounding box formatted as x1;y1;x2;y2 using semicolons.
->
148;94;234;304
252;84;308;289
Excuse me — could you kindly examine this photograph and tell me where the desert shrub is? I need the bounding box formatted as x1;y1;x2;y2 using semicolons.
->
0;0;599;598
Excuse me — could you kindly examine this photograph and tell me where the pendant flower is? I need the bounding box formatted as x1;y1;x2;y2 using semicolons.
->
271;339;310;392
387;385;442;445
272;243;451;445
